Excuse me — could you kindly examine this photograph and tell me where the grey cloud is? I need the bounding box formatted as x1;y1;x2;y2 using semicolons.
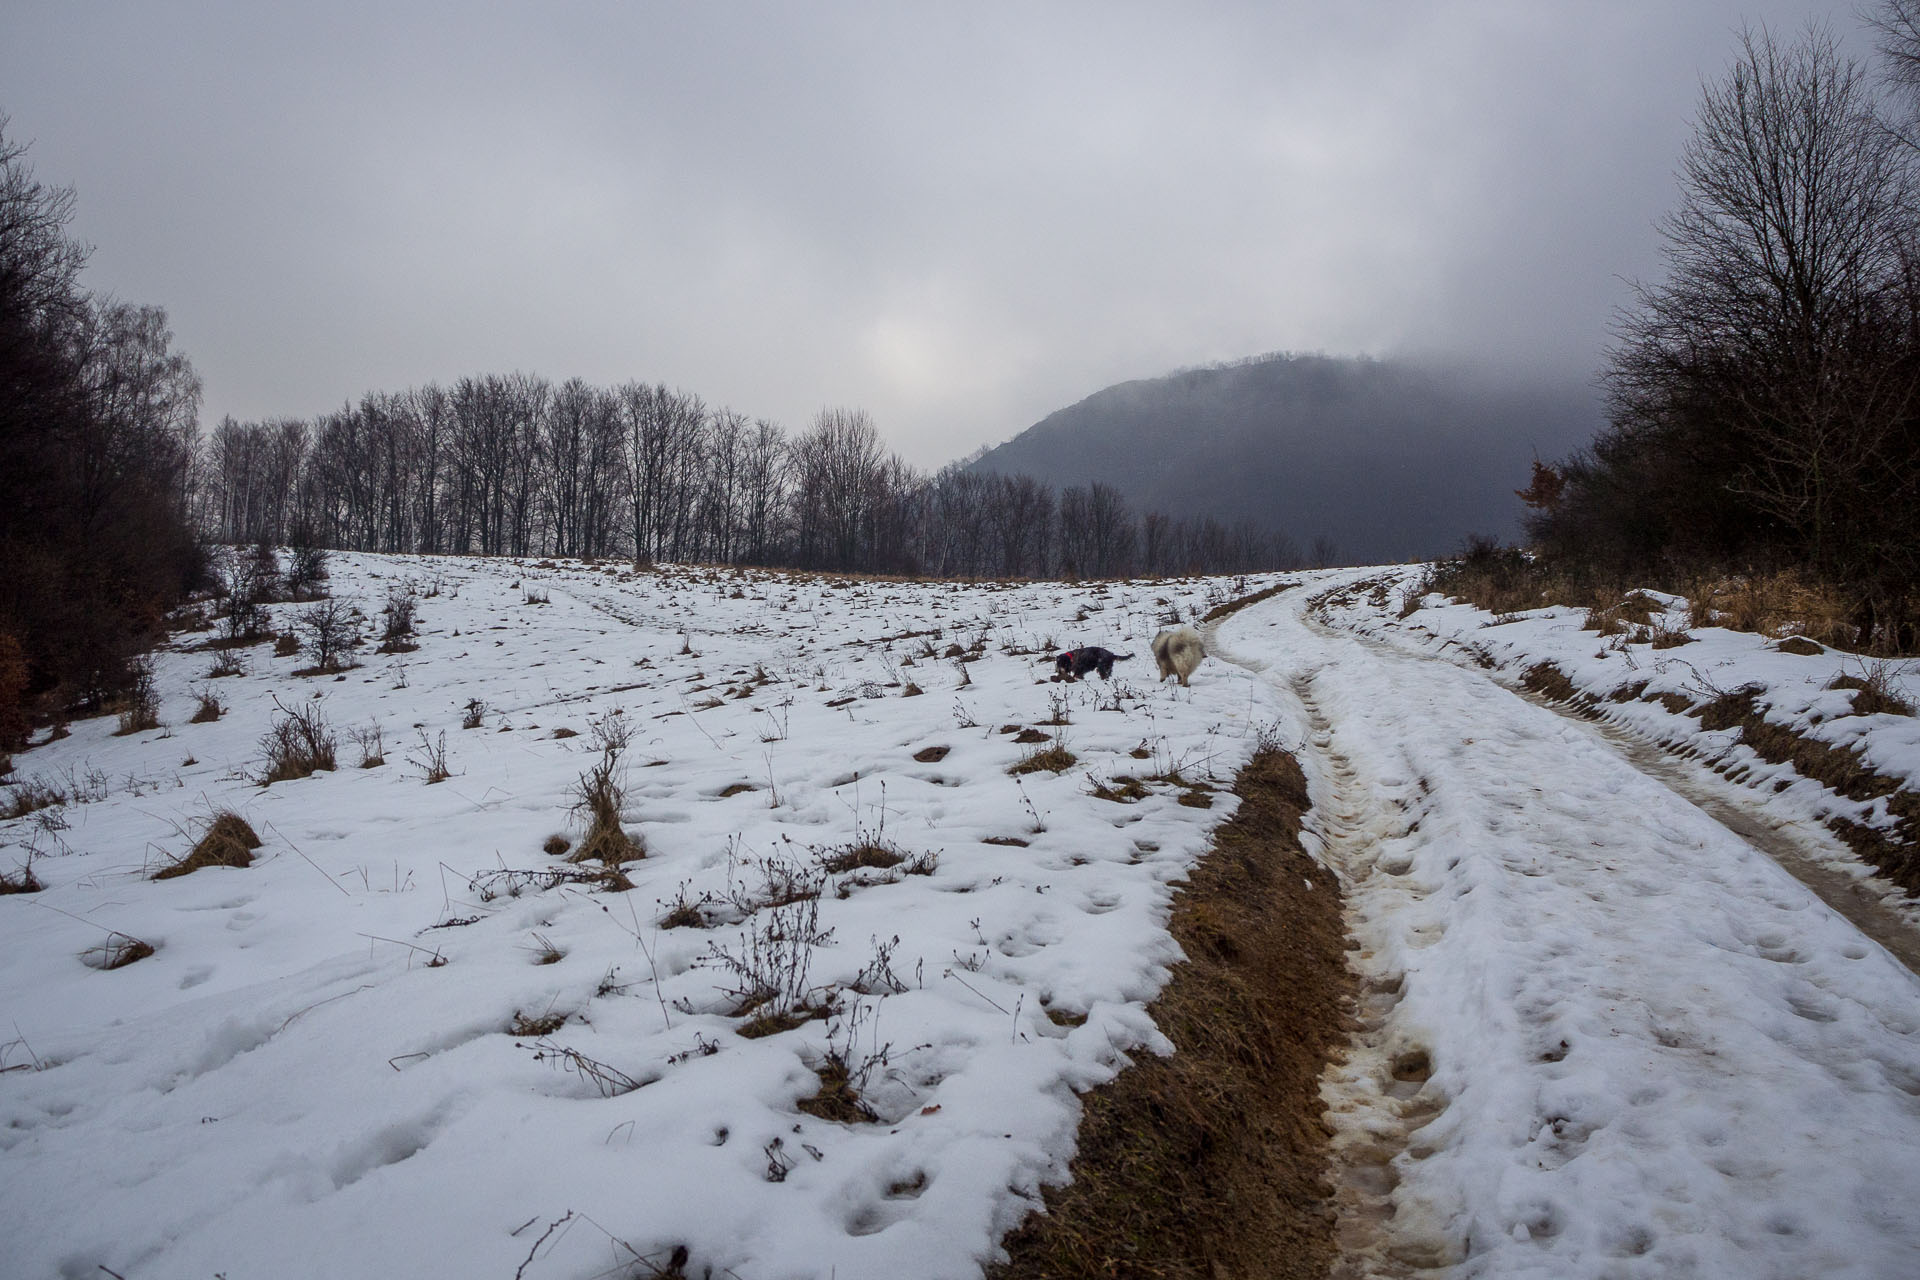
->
2;0;1866;465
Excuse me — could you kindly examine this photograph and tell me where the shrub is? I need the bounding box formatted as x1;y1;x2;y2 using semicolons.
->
296;599;359;673
409;729;451;783
378;583;419;652
0;855;41;894
259;697;337;783
348;722;386;767
113;659;161;735
189;685;223;723
569;721;642;867
5;777;66;819
284;527;329;600
220;551;277;643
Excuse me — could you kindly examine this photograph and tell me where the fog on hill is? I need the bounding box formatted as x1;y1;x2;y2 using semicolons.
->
968;353;1605;565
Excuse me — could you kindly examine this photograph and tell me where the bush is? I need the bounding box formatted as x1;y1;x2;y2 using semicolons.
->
260;697;337;783
296;598;359;673
409;729;450;783
189;685;223;722
569;720;642;867
378;583;419;651
284;526;329;600
113;658;160;735
219;552;275;644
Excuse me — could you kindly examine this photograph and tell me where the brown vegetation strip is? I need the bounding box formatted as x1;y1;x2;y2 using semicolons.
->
1201;581;1292;623
992;746;1353;1280
1523;668;1920;896
1691;688;1920;894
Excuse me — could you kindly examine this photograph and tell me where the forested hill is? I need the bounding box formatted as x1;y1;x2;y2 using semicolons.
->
968;353;1604;565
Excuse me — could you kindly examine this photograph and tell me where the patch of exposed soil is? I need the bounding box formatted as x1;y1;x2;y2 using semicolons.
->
992;747;1353;1280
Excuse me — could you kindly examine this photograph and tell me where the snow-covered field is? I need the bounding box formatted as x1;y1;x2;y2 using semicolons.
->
0;554;1284;1280
5;554;1920;1279
1246;571;1920;1278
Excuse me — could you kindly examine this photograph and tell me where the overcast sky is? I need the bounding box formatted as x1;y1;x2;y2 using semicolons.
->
2;0;1872;467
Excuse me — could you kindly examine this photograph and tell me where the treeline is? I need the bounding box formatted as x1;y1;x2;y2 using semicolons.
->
1528;11;1920;648
0;118;203;739
199;383;1303;579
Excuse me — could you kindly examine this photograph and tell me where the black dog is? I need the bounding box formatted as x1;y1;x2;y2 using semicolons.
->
1053;646;1134;681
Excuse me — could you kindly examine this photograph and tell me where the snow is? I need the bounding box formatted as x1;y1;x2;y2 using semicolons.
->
4;555;1920;1279
1224;570;1920;1278
1;555;1279;1279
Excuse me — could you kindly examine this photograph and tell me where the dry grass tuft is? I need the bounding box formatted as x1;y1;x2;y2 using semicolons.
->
1830;663;1916;718
737;1007;814;1040
1694;571;1857;646
509;1010;568;1038
795;1056;877;1123
154;812;262;880
84;933;156;970
992;746;1352;1280
6;779;66;819
0;859;42;894
817;841;905;875
1008;744;1077;775
569;722;644;868
1089;775;1150;804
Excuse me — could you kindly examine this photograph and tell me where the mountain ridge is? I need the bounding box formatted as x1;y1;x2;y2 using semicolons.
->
968;352;1603;564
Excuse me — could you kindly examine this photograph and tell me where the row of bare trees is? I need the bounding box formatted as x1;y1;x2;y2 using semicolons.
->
198;382;1304;578
1532;12;1920;646
1;116;205;726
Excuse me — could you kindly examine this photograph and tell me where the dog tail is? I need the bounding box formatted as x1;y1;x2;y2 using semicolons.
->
1114;653;1135;661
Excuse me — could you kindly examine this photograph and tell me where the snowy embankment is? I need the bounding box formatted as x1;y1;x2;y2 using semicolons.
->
1336;572;1920;924
1216;570;1920;1279
0;554;1288;1280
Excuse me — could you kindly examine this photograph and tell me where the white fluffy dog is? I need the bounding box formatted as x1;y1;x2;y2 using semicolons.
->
1150;624;1206;686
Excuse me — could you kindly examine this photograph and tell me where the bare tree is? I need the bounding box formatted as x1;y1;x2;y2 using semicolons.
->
0;117;207;711
1572;22;1920;617
1084;482;1138;577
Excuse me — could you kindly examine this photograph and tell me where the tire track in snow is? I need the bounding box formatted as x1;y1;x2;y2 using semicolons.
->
1292;667;1457;1277
1310;580;1920;977
1209;582;1920;1278
1206;599;1456;1276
